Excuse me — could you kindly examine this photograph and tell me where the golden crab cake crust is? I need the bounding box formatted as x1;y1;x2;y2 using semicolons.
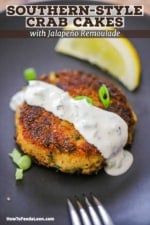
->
16;104;103;174
15;70;137;174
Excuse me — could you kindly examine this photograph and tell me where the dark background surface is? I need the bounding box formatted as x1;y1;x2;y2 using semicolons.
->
0;1;150;225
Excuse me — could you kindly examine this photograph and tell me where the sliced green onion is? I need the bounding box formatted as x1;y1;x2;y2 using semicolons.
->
9;149;22;164
9;149;32;181
74;96;93;105
17;155;32;171
98;84;110;108
23;68;37;81
15;168;23;180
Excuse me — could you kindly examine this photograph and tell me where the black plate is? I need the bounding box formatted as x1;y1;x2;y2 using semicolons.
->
0;1;150;225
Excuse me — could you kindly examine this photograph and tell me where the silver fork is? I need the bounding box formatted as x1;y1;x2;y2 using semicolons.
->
67;194;115;225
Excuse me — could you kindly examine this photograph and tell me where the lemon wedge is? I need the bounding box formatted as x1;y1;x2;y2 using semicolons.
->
55;37;141;91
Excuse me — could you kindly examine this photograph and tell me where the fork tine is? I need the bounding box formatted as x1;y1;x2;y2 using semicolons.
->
92;195;115;225
76;197;92;225
67;198;82;225
84;195;103;225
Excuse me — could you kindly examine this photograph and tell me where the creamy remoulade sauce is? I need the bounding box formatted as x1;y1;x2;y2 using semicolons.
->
10;80;133;176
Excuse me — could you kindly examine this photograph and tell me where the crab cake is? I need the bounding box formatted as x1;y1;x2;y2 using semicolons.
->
15;70;137;175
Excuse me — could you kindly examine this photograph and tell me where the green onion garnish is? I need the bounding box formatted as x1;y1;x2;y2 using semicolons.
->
17;155;32;171
9;149;22;164
98;84;110;108
15;168;23;180
9;149;32;180
23;68;37;81
74;96;93;105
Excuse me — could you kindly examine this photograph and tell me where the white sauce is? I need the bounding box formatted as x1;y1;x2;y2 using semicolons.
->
10;80;133;176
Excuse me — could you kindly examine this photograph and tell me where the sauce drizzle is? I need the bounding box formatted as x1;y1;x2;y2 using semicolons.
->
10;81;133;176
